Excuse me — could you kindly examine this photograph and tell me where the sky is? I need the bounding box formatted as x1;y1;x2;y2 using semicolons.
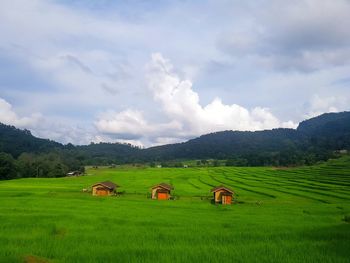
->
0;0;349;147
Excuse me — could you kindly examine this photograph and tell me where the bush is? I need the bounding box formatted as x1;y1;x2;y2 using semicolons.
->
343;215;350;223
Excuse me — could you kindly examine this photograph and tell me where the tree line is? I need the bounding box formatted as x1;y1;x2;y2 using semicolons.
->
0;151;84;180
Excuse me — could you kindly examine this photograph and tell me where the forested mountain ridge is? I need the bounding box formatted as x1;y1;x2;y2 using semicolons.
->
297;112;350;150
143;128;309;161
134;112;349;164
0;123;63;158
297;111;350;135
0;111;349;179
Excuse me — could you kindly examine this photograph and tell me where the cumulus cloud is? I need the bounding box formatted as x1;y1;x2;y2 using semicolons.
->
96;53;296;145
1;0;348;146
95;108;183;144
0;98;42;127
147;53;296;133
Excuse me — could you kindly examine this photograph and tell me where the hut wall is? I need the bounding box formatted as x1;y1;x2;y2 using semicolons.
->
214;189;232;203
151;186;170;199
92;185;114;196
158;192;169;200
214;189;225;202
222;195;232;204
92;185;99;196
151;187;159;199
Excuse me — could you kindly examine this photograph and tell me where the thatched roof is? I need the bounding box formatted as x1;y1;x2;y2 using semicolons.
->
211;185;234;194
151;183;174;191
92;181;119;190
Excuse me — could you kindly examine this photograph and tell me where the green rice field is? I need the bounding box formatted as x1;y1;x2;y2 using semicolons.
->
1;157;350;262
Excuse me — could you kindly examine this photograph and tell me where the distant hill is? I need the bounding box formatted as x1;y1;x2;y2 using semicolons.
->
0;111;349;168
76;142;141;164
0;123;141;163
0;123;63;158
298;112;350;135
143;128;309;161
297;112;350;150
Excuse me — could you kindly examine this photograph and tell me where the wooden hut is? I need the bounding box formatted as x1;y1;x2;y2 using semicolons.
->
92;181;118;196
67;171;81;176
151;183;174;200
211;185;234;204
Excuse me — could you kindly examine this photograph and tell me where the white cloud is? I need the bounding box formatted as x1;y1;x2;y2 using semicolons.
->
95;108;183;144
95;109;150;140
96;53;297;145
0;97;97;145
0;0;147;114
1;0;349;146
0;98;42;128
147;53;297;134
32;122;96;145
305;95;349;118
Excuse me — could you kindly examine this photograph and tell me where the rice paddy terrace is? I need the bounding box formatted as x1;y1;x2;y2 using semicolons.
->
1;157;350;262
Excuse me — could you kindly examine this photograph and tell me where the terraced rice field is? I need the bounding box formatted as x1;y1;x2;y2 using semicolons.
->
0;157;350;262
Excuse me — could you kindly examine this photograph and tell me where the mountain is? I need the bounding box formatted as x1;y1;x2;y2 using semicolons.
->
143;128;309;161
0;124;141;180
61;111;350;165
0;123;63;158
0;111;349;176
297;112;350;150
0;123;141;164
76;142;141;164
298;111;350;135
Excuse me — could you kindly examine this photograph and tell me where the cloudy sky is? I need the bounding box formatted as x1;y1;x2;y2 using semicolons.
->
0;0;349;146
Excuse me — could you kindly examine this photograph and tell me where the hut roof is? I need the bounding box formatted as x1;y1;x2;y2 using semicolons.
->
211;185;234;194
151;183;174;191
67;171;80;175
92;181;118;190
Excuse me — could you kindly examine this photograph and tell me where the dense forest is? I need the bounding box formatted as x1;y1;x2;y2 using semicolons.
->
0;111;349;180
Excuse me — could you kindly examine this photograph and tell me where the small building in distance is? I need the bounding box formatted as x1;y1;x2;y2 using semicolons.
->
334;149;348;154
92;181;118;196
151;183;174;200
211;185;234;204
66;171;81;176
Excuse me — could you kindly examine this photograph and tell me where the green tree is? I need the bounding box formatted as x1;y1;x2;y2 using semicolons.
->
0;152;17;180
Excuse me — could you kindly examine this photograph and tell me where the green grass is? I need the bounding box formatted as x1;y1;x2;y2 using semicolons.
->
1;157;350;262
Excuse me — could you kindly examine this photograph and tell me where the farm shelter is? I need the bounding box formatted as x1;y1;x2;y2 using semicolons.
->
151;183;174;200
66;171;81;176
92;181;118;196
211;185;234;204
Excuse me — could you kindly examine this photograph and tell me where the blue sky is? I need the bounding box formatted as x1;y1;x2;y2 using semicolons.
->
0;0;349;146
